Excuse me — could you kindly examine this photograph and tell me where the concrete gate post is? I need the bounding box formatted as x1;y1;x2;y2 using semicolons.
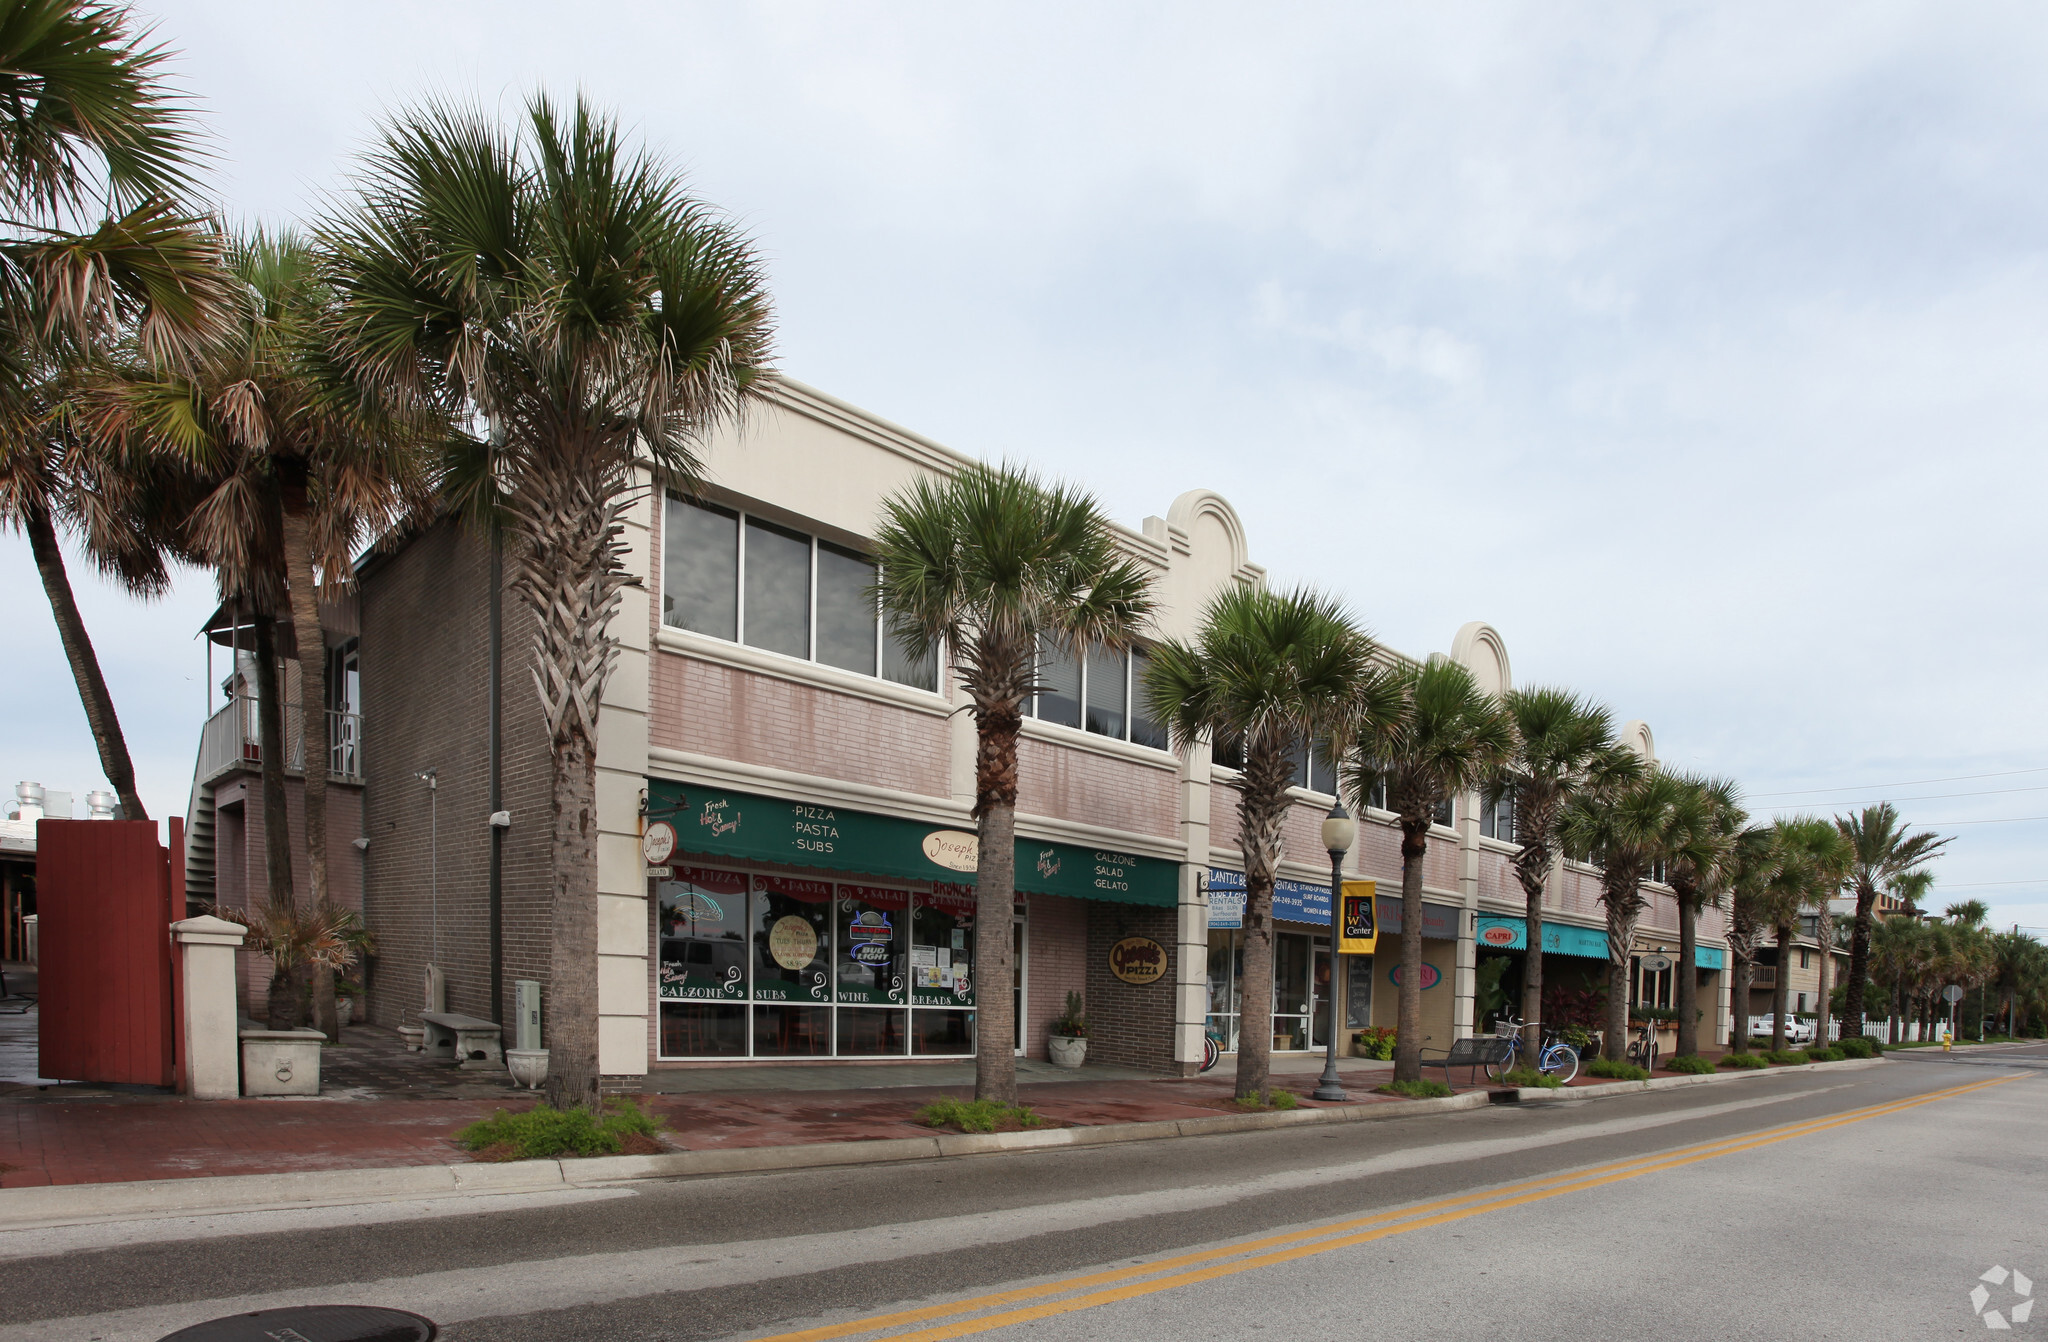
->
171;915;248;1099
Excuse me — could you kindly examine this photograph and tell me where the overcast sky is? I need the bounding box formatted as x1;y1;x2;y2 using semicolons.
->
5;2;2045;933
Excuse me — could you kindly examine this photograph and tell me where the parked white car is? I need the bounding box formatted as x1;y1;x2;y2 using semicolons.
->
1748;1014;1817;1045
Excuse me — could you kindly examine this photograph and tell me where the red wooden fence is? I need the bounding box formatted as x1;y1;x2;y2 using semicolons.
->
36;819;176;1086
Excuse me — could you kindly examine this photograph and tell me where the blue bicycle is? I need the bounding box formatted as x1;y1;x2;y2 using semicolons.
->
1484;1016;1580;1084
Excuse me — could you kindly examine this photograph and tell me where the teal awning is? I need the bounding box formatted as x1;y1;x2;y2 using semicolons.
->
645;780;1178;907
1477;915;1727;968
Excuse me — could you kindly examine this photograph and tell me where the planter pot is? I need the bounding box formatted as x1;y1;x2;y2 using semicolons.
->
397;1025;425;1053
1047;1035;1087;1068
335;998;355;1028
506;1048;550;1091
238;1027;324;1096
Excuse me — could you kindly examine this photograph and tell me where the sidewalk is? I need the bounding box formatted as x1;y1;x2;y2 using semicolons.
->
0;1017;1879;1193
0;1023;1416;1190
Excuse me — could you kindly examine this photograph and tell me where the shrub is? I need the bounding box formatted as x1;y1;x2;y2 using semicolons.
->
1050;990;1087;1039
1834;1037;1871;1059
1377;1079;1454;1100
1585;1057;1651;1081
1502;1067;1563;1090
1665;1054;1714;1075
1802;1047;1842;1063
457;1099;662;1160
1865;1037;1885;1054
916;1098;1046;1133
1717;1052;1767;1069
1234;1088;1301;1111
1352;1027;1397;1060
1763;1049;1807;1065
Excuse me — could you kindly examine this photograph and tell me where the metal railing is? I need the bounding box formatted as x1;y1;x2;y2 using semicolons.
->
197;696;363;783
1750;966;1778;988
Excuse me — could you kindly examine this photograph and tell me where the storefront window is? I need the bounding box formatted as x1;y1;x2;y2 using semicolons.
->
1206;929;1241;1053
656;867;995;1061
1344;953;1374;1028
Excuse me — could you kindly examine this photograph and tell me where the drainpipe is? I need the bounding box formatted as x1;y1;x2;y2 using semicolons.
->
488;526;504;1026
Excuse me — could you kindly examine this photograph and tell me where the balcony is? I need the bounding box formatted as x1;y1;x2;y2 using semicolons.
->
198;696;363;785
1750;966;1777;989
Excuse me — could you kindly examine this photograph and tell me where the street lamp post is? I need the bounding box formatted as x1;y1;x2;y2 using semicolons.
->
1314;800;1357;1102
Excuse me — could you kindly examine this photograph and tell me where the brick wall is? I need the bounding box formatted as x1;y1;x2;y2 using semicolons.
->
1083;900;1178;1073
359;520;556;1032
207;770;363;1017
1023;893;1088;1060
1017;737;1177;839
651;651;951;798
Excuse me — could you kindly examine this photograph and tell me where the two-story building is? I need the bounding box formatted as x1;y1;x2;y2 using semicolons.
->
183;376;1733;1078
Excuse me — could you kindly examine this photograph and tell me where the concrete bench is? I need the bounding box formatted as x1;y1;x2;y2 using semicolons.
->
420;1012;503;1070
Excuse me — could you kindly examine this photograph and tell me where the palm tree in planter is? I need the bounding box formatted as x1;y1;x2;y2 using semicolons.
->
323;95;777;1110
1348;659;1515;1084
85;229;438;1038
1836;803;1950;1043
1146;584;1384;1102
877;462;1153;1104
1561;768;1683;1062
1724;824;1780;1052
1662;773;1744;1059
1495;687;1641;1074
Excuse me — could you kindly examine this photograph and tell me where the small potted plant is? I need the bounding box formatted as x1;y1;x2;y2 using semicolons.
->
1048;990;1088;1067
1352;1026;1396;1060
335;977;363;1027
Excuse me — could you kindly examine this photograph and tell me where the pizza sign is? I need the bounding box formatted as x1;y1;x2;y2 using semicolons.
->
1109;936;1167;986
642;821;676;866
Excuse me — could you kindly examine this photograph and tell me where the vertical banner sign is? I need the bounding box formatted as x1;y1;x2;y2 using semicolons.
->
1338;879;1379;955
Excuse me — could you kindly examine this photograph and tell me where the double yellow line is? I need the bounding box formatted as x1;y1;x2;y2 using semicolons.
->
744;1071;2026;1342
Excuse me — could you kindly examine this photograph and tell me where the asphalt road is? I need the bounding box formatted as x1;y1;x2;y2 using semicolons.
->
5;1045;2044;1342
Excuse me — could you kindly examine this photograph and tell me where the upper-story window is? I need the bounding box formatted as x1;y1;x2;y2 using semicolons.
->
1357;774;1452;827
662;494;937;691
1480;787;1516;843
1025;637;1168;750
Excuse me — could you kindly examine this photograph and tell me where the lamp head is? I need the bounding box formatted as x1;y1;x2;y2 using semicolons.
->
1322;800;1356;857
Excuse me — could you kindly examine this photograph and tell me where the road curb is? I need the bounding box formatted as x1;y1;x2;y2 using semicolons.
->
0;1088;1493;1228
1511;1055;1888;1103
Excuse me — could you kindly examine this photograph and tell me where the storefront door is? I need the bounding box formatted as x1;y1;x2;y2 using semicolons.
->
1312;943;1332;1047
1013;911;1027;1055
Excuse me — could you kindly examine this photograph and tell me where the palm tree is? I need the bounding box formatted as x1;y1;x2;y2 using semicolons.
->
1761;816;1839;1052
0;0;227;821
1145;585;1381;1102
1662;773;1743;1058
1724;825;1779;1052
1869;912;1923;1044
1988;931;2047;1039
1837;803;1950;1041
1562;769;1684;1061
879;462;1155;1104
86;228;437;1037
323;95;777;1110
1495;688;1641;1071
1889;869;1935;919
1799;821;1851;1046
1349;659;1515;1083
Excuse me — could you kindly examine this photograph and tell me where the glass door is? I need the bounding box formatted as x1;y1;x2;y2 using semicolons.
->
1013;912;1027;1055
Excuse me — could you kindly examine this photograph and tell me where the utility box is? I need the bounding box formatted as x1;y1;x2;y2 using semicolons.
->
515;980;542;1051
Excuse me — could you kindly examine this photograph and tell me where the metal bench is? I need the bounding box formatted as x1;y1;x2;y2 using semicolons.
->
419;1011;503;1070
1418;1036;1514;1091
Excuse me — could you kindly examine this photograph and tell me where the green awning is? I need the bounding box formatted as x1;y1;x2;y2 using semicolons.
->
645;780;1178;907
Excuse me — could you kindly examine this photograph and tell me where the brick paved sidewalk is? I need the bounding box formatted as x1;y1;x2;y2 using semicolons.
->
0;1021;1438;1190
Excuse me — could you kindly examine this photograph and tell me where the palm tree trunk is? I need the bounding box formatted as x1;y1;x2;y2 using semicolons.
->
1731;947;1753;1053
542;727;602;1111
1842;882;1875;1040
1393;820;1428;1083
1603;896;1638;1063
973;796;1018;1105
1515;848;1548;1080
1772;922;1794;1053
24;500;149;822
1814;906;1834;1048
252;612;301;1029
1675;897;1699;1057
279;489;338;1043
1233;746;1291;1101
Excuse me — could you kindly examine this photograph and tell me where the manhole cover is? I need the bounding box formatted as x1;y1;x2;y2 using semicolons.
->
158;1304;437;1341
